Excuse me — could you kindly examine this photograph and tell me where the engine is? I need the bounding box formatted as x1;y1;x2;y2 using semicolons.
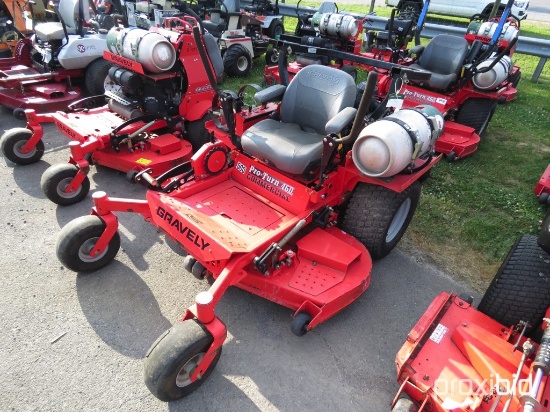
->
103;26;182;119
106;65;184;119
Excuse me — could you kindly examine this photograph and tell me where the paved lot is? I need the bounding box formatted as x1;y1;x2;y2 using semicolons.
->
0;108;481;411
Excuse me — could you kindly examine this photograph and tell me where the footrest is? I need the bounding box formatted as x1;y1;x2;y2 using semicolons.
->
296;227;361;272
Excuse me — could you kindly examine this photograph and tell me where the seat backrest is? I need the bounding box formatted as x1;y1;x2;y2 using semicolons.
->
417;34;469;76
318;2;337;14
280;65;356;135
203;32;224;81
58;0;91;29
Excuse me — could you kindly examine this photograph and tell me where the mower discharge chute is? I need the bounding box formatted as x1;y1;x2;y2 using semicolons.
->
1;9;223;206
392;209;550;412
0;0;124;118
55;24;446;401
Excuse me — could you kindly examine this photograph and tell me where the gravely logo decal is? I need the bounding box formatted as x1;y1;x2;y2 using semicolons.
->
243;163;295;202
157;206;211;250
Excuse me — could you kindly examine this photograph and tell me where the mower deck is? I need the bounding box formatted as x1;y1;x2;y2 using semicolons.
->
395;292;550;411
147;153;372;327
27;106;193;175
0;65;84;112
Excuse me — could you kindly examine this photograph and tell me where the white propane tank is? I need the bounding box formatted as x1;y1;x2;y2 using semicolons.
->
106;27;176;73
477;21;518;43
473;54;512;90
352;106;444;178
318;13;358;39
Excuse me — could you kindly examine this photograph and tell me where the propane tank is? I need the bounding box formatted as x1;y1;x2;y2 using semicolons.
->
318;13;358;39
475;21;518;43
106;27;176;73
352;105;444;178
473;54;512;90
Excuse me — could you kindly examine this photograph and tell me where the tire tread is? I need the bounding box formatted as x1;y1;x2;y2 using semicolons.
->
477;234;550;331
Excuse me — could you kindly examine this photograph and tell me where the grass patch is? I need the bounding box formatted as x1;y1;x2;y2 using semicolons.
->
219;4;550;290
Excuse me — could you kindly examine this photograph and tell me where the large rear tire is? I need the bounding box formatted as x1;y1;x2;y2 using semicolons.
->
223;44;252;77
456;98;498;136
340;64;357;83
85;58;115;96
186;112;215;152
266;20;284;39
144;320;222;401
477;235;550;332
341;182;421;259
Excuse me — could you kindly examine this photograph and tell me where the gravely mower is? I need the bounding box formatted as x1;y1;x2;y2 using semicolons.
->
373;0;522;160
0;0;123;118
392;210;550;412
1;8;224;206
55;25;448;400
263;0;362;83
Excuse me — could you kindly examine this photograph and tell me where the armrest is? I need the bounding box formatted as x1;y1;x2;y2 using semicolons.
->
254;84;286;104
325;107;357;135
409;45;425;56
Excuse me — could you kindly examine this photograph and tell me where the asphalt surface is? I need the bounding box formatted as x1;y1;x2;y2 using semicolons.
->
0;106;482;412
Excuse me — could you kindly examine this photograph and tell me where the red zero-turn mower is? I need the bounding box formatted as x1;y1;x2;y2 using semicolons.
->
0;0;123;118
392;209;550;412
263;1;364;84
55;26;446;401
0;8;225;206
535;164;550;205
374;0;522;160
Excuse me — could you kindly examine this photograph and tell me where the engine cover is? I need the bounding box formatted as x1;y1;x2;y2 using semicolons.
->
56;35;109;70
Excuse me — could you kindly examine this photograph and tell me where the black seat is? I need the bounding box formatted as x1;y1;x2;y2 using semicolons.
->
409;34;469;90
241;65;356;175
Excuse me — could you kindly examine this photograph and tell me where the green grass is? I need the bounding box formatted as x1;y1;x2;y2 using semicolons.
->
221;4;550;290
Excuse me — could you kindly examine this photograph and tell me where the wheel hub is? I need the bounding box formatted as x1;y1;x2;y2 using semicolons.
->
78;238;108;262
175;352;205;388
237;56;249;71
14;140;35;157
57;177;81;198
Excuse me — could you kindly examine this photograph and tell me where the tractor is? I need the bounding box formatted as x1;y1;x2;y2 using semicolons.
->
0;7;224;206
392;208;550;411
54;25;448;401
